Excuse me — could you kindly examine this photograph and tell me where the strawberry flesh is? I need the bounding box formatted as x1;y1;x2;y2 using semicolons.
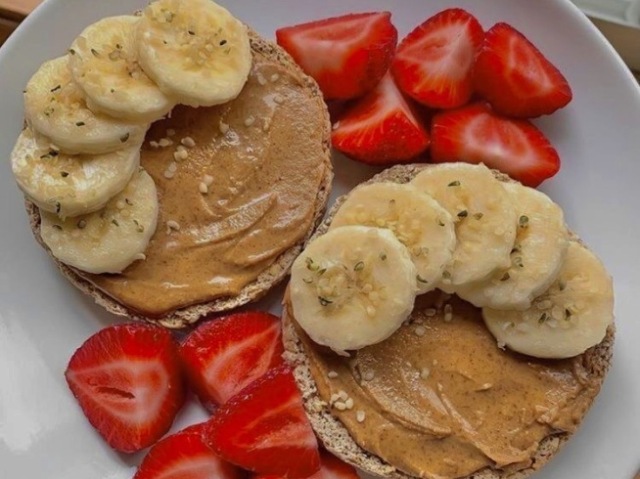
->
253;449;360;479
64;323;185;453
392;8;484;109
473;22;572;118
204;365;320;478
430;102;560;187
133;423;243;479
179;311;284;411
331;72;430;165
276;12;397;100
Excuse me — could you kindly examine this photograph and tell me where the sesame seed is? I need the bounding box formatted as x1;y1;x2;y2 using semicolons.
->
181;136;196;148
158;138;173;147
203;174;214;186
244;116;255;127
272;94;284;104
166;220;180;231
219;121;230;134
150;140;160;148
166;128;176;136
133;253;146;261
444;312;453;322
116;200;126;210
356;410;366;423
256;72;267;85
414;326;426;337
173;149;189;161
270;73;280;82
163;169;175;179
199;182;208;194
334;401;347;411
478;383;493;391
168;161;178;173
338;390;348;401
363;371;375;381
229;186;238;194
420;367;430;379
330;393;340;404
425;308;437;317
332;121;340;131
344;398;354;410
327;371;338;379
497;340;506;350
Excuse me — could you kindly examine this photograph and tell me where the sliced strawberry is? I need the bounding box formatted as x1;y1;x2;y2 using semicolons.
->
134;423;243;479
276;12;397;100
179;311;284;411
430;102;560;187
473;22;572;118
392;8;484;109
253;449;359;479
204;365;320;478
331;72;430;165
64;323;185;453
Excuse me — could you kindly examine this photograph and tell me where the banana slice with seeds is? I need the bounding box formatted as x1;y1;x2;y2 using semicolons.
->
456;183;569;310
136;0;252;107
290;225;417;355
24;56;148;155
411;164;517;291
329;182;455;294
69;15;176;123
40;169;159;274
11;127;141;218
483;241;614;359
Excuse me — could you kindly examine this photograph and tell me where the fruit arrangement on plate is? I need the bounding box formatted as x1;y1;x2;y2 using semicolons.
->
8;1;615;479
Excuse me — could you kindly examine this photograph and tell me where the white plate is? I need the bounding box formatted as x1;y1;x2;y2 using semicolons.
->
1;0;639;478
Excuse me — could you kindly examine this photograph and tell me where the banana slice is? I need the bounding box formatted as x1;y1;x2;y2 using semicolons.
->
290;225;417;354
39;169;159;274
483;241;614;359
23;56;148;155
136;0;252;107
329;182;455;294
69;15;175;123
11;127;141;218
456;183;569;310
410;164;517;291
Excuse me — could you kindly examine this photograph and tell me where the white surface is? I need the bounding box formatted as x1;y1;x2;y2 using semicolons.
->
0;0;639;477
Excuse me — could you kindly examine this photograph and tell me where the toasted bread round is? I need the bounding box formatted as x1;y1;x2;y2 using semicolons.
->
282;163;614;479
24;30;333;329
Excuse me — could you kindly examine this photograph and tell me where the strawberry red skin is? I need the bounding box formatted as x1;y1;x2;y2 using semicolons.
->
473;22;573;118
331;72;430;165
430;102;560;187
134;423;243;479
179;311;284;411
253;449;359;479
392;8;484;109
204;365;320;479
64;323;185;453
276;12;397;100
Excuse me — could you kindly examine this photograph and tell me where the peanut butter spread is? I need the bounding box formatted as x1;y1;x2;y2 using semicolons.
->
88;54;329;317
291;294;602;479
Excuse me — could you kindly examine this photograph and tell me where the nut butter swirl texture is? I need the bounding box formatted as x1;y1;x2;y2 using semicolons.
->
290;294;603;479
88;53;328;317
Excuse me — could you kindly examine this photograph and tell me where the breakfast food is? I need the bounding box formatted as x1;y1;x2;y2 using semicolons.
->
64;323;185;453
14;0;333;327
276;12;398;100
283;163;614;479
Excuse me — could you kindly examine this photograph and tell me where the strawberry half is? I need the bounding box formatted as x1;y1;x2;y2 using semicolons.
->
134;423;243;479
392;8;484;109
430;102;560;187
331;72;430;165
473;22;573;118
276;12;397;100
204;365;320;478
253;449;360;479
64;323;185;453
179;311;284;411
